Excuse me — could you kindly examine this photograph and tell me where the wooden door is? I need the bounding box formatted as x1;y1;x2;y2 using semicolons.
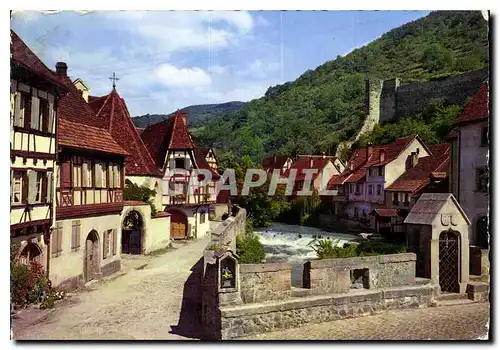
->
85;239;94;282
171;221;187;239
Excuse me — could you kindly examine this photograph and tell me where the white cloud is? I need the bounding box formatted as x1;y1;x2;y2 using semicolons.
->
210;64;226;74
155;64;212;87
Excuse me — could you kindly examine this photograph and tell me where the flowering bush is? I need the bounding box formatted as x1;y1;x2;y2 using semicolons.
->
10;248;64;309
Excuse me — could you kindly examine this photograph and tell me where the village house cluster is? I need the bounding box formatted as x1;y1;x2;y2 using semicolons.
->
10;31;228;290
262;80;489;251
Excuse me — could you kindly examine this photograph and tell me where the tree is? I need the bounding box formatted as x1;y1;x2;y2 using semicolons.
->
123;179;157;215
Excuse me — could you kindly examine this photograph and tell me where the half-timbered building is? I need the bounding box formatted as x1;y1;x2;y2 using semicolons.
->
141;110;221;240
51;63;129;289
10;30;68;272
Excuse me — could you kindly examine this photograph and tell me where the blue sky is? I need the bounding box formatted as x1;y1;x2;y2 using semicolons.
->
11;10;430;116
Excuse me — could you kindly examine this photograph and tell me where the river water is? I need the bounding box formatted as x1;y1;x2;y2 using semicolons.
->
253;223;359;287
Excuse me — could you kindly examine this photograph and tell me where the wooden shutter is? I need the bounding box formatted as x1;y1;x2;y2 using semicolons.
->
108;164;114;188
27;170;38;204
41;172;48;203
114;165;119;188
61;160;71;188
47;172;53;203
14;92;22;127
21;172;28;203
103;230;108;259
82;162;88;187
31;90;40;130
94;163;102;188
48;94;55;134
112;229;117;255
168;157;175;170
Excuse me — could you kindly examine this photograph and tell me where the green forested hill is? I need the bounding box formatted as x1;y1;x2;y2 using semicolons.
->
193;11;489;163
132;101;245;128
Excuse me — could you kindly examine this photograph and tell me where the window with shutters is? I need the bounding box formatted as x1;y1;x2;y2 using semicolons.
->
73;164;82;188
103;229;112;259
12;171;23;204
71;220;81;250
52;223;63;257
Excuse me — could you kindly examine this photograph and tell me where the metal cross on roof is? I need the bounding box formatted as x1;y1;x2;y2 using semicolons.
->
109;72;120;89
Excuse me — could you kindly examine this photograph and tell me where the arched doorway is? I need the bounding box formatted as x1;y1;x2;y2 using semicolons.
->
475;216;488;248
85;230;100;282
19;243;42;265
438;230;460;293
122;210;144;254
168;209;188;240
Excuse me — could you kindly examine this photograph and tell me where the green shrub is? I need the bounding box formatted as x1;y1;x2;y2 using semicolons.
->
207;243;224;251
123;179;157;215
236;233;265;264
356;241;407;255
309;239;407;260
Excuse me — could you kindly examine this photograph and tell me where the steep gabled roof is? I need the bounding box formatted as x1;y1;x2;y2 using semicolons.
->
57;81;127;156
455;82;489;125
10;30;67;90
90;89;162;177
193;147;220;180
141;110;196;169
386;144;450;193
262;155;290;172
284;157;331;181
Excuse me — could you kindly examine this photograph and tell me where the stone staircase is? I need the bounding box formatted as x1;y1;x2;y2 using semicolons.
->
433;292;474;307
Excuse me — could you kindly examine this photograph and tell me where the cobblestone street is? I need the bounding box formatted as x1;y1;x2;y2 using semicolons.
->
243;302;490;340
13;235;211;340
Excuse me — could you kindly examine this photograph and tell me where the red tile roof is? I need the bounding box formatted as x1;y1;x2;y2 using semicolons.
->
10;30;67;90
386;144;450;193
262;155;290;172
371;208;399;217
284;157;331;181
141;110;196;169
455;82;489;125
90;89;162;177
57;81;128;156
58;118;128;156
194;147;221;180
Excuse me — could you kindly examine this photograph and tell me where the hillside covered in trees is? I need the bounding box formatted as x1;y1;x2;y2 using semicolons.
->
132;101;244;128
193;11;489;163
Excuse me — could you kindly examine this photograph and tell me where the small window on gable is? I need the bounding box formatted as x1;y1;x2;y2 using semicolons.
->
175;158;185;169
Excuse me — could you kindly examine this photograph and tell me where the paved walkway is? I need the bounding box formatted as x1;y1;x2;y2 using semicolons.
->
13;235;210;340
242;302;490;340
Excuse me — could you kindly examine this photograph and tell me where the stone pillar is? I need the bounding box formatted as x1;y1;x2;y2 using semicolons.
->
430;238;439;286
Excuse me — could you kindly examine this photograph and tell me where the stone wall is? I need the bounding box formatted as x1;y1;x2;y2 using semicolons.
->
220;284;436;339
209;206;246;252
239;263;292;304
394;68;488;119
304;253;416;295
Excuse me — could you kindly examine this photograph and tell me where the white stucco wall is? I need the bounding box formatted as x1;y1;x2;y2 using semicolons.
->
50;213;122;287
457;122;489;243
384;137;430;187
126;175;164;211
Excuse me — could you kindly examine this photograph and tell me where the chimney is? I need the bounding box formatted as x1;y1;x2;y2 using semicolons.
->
367;142;373;158
55;62;68;76
411;152;418;167
379;150;385;163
